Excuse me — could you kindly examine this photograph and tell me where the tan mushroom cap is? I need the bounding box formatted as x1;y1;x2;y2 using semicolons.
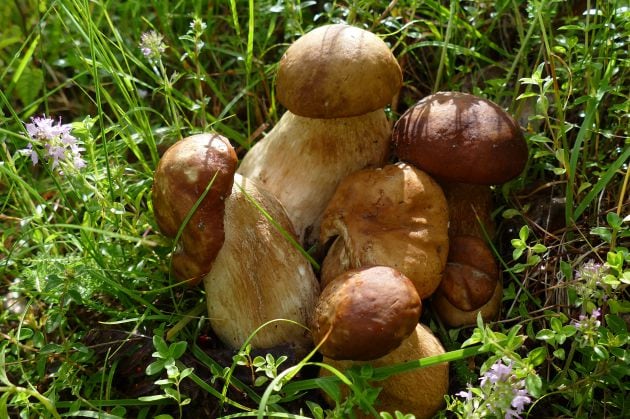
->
393;91;528;185
321;323;448;419
439;235;499;311
152;133;237;285
276;24;402;118
320;163;449;299
432;278;503;328
312;266;421;361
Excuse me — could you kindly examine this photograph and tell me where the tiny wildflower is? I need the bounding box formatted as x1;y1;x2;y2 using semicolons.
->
189;17;207;35
456;359;532;419
139;30;167;61
573;307;602;347
573;260;609;308
21;116;86;175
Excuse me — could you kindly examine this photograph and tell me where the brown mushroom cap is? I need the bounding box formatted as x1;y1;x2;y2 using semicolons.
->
393;92;528;185
312;266;421;361
320;163;449;299
276;24;402;118
152;133;237;285
321;323;448;419
439;235;499;311
432;278;503;328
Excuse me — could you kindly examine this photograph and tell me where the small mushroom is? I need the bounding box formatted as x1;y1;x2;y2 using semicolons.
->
432;278;503;328
203;174;320;353
312;266;421;361
321;323;449;419
238;24;402;245
152;133;237;285
320;162;449;299
433;235;500;326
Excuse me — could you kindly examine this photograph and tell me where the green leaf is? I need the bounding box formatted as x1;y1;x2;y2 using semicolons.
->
553;348;566;360
592;345;608;361
527;347;547;367
525;374;543;398
532;243;548;253
607;212;622;229
146;359;166;375
535;329;556;342
153;335;169;357
560;260;573;281
254;376;269;387
180;367;194;380
591;226;612;243
169;341;188;359
17;328;34;341
138;394;170;402
605;314;628;334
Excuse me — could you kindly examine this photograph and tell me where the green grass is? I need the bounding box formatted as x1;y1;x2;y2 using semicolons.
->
1;0;629;418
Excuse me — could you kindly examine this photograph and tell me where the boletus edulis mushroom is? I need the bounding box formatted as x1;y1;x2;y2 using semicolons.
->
393;91;529;239
152;133;237;285
393;92;529;325
238;24;402;245
319;162;449;299
204;174;320;353
321;323;449;419
153;134;319;354
311;266;421;361
432;235;502;327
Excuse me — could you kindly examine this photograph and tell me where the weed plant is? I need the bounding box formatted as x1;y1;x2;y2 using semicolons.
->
1;0;628;418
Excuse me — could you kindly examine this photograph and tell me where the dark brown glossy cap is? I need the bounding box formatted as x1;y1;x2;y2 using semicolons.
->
393;92;528;184
276;24;402;118
152;133;237;285
438;235;499;311
312;266;421;361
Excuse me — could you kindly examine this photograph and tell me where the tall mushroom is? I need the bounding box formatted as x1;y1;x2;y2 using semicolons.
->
319;162;449;300
392;92;528;324
153;134;319;353
204;174;320;352
238;24;402;245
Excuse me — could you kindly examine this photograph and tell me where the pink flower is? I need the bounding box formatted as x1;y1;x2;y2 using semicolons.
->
22;115;85;174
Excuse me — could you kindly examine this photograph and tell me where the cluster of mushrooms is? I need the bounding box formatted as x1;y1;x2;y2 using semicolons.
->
152;24;528;418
